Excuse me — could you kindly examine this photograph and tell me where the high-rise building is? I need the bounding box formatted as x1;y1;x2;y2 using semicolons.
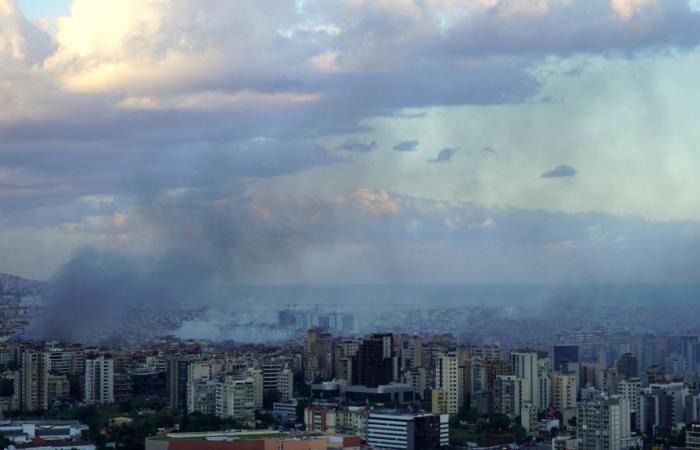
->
616;353;639;379
680;336;699;372
187;379;219;416
399;335;423;371
333;338;360;382
186;360;214;413
167;357;193;411
473;346;506;362
435;351;463;415
19;349;49;412
403;367;428;401
47;346;84;377
640;334;658;371
113;372;133;403
84;356;114;404
577;391;631;450
367;411;448;450
687;422;700;450
46;374;70;406
553;345;580;389
431;388;448;415
304;329;333;384
552;371;577;412
580;362;605;389
352;333;396;388
537;357;551;411
618;377;641;431
639;382;689;437
276;368;294;401
220;375;257;427
511;351;539;411
494;375;529;418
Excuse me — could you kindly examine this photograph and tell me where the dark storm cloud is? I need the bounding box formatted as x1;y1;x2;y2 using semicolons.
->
541;164;578;178
393;140;419;152
429;148;457;163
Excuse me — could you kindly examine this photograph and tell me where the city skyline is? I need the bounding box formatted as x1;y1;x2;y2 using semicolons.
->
5;2;700;449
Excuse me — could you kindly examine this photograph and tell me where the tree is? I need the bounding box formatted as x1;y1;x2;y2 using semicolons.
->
464;407;479;423
670;426;686;447
513;424;529;444
489;413;512;433
179;412;239;432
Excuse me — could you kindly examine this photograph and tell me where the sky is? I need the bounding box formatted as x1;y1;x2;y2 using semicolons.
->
2;0;700;284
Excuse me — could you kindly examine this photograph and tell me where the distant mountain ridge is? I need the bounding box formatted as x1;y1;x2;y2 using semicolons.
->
0;273;46;297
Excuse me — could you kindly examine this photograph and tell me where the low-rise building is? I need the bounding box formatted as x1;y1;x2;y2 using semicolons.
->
367;411;448;450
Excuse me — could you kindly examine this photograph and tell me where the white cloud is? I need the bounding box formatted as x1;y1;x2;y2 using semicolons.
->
610;0;654;19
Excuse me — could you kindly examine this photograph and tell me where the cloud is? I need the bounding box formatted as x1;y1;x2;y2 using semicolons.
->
610;0;653;19
393;140;419;151
3;0;700;286
430;147;458;163
346;188;404;216
541;164;577;178
468;218;496;229
338;138;378;153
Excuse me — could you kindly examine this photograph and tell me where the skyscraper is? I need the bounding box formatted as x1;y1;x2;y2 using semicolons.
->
167;357;192;411
352;333;396;387
494;375;529;418
577;391;631;450
304;328;333;384
616;353;639;379
19;349;49;412
553;345;580;389
511;351;540;411
552;371;577;411
435;351;463;415
84;356;114;404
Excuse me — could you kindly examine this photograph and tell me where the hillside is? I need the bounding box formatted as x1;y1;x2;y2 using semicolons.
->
0;273;46;296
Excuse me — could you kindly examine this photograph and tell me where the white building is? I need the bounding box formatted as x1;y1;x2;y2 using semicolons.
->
367;411;448;450
187;374;258;426
512;351;540;411
84;356;114;404
220;376;257;426
494;375;529;418
435;351;463;415
552;371;577;412
538;357;552;411
277;368;294;401
618;377;641;430
577;391;631;450
639;382;689;436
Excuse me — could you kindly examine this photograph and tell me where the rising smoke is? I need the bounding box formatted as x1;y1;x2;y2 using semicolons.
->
26;141;336;342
